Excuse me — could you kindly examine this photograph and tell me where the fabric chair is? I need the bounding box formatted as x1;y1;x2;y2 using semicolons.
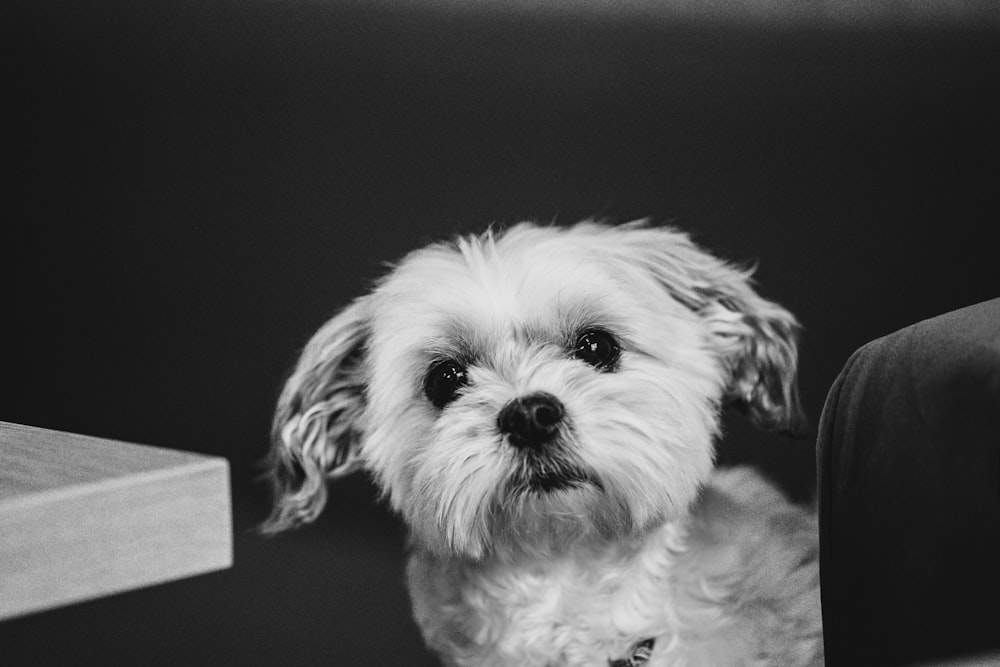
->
818;298;1000;665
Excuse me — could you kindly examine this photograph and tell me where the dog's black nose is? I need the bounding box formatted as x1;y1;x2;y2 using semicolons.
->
497;392;565;449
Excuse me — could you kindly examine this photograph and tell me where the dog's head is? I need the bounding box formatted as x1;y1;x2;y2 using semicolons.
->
262;221;803;560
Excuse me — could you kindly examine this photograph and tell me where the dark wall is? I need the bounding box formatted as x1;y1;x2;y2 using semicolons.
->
4;1;998;664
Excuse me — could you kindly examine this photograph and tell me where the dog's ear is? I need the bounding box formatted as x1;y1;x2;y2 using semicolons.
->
618;222;805;435
699;290;805;435
260;298;369;534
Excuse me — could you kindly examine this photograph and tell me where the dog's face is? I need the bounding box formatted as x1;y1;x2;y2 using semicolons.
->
264;222;802;561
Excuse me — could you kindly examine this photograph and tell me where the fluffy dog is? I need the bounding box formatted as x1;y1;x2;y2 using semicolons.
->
262;221;822;666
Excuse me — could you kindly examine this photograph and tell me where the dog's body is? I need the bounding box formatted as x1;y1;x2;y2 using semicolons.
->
263;221;823;666
409;467;820;666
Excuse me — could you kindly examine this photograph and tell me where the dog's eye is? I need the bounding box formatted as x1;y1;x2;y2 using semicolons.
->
572;329;621;371
424;360;469;408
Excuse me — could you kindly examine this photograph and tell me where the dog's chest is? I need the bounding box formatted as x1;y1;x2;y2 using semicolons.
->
407;523;741;666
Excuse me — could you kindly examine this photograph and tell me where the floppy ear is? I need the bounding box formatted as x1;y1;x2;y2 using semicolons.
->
700;290;805;435
260;298;369;534
618;221;805;434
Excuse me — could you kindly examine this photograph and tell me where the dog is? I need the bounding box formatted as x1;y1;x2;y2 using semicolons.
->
262;220;822;666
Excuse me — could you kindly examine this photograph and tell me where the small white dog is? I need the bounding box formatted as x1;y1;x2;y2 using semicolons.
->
263;221;822;666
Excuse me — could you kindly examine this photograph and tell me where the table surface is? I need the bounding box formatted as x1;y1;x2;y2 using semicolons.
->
0;421;232;620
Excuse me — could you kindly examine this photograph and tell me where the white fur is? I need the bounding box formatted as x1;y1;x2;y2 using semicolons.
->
263;220;822;665
408;468;820;666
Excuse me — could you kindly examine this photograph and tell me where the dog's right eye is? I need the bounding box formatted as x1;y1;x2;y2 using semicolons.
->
424;360;469;408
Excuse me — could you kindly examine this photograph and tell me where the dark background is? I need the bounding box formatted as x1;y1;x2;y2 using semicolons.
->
3;1;998;664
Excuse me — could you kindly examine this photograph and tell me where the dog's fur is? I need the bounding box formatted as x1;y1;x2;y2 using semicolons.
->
262;221;822;666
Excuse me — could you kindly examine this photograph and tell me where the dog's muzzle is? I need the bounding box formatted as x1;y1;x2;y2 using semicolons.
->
498;392;599;494
497;392;564;450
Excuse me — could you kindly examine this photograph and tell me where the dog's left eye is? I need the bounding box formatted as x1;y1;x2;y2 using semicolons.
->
572;329;621;371
424;360;469;408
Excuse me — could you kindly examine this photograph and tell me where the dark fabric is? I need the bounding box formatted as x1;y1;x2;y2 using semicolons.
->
818;298;1000;665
